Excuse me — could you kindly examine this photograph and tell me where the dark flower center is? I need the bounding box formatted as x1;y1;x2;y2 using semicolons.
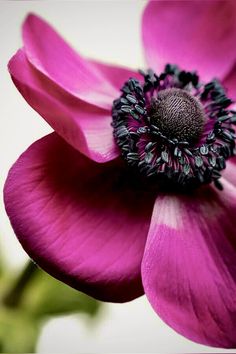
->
112;64;236;191
149;88;205;144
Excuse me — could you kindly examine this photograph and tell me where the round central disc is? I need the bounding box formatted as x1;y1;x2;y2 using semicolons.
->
150;88;205;143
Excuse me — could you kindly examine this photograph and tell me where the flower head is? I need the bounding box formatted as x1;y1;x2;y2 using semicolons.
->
4;1;236;348
112;65;235;191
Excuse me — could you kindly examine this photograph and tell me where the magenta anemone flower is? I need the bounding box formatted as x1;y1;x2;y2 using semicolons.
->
4;1;236;348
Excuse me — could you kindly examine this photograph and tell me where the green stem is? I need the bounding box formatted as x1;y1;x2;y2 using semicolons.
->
3;261;38;308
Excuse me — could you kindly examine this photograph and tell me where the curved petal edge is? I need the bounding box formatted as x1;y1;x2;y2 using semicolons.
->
4;133;156;302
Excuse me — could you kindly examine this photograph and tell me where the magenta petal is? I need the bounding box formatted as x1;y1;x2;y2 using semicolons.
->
9;49;119;163
22;13;136;109
89;59;142;91
142;1;236;81
142;184;236;348
4;133;155;302
223;64;236;100
221;158;236;186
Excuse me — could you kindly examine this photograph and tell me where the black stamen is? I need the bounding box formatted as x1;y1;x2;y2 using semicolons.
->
112;65;236;191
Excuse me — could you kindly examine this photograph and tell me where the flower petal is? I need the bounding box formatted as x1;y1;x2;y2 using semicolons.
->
223;64;236;101
4;133;155;302
22;13;137;109
89;59;142;92
142;183;236;347
142;1;236;81
8;49;119;163
222;157;236;186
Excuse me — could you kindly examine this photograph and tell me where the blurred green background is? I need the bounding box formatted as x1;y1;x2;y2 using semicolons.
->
0;260;102;353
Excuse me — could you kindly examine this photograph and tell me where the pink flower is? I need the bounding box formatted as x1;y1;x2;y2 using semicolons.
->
4;1;236;348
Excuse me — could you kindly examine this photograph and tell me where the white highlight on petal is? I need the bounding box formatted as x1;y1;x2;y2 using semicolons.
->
153;195;182;230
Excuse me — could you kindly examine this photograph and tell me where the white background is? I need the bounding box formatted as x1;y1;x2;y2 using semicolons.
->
0;1;235;352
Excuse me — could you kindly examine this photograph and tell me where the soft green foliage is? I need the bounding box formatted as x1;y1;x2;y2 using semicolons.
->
0;308;39;353
21;268;101;318
0;262;102;353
